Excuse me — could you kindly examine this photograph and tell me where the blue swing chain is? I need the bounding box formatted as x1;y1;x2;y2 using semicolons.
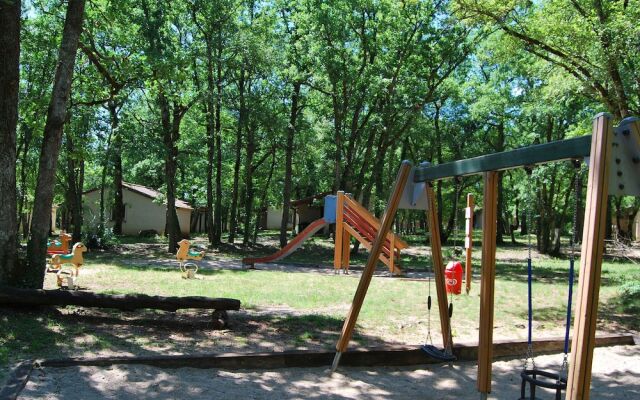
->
524;168;535;371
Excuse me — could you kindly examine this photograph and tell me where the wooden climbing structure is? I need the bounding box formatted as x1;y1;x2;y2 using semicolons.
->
334;191;408;275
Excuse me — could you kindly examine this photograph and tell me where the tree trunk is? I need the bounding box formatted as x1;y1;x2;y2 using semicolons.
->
160;93;185;254
18;125;33;240
243;116;256;246
279;81;301;248
205;40;216;244
0;0;20;285
110;103;124;236
254;150;276;243
496;172;505;244
228;66;245;244
213;43;224;243
0;287;240;312
64;131;84;243
26;0;86;288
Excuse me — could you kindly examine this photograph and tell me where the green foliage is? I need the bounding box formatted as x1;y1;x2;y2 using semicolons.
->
13;0;637;253
618;281;640;314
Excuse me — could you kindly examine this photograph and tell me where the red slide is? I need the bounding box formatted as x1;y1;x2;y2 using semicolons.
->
242;218;329;267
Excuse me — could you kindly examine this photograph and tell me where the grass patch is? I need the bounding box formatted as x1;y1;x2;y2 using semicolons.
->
1;238;638;383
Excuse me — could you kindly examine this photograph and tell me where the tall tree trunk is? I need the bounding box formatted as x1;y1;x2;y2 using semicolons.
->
98;121;114;235
243;119;255;246
18;125;33;240
160;93;185;253
213;41;224;243
110;102;124;235
496;172;505;244
228;66;245;244
26;0;86;288
254;150;276;243
279;81;301;248
205;40;216;244
64;131;84;243
0;0;20;285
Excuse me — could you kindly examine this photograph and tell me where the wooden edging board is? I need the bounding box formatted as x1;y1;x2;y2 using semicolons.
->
2;334;635;399
31;334;635;370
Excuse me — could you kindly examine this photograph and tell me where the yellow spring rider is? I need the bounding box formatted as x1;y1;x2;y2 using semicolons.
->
176;239;205;279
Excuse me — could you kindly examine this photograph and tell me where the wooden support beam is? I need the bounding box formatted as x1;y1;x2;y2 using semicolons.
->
465;194;475;295
334;191;345;272
332;161;412;371
477;171;499;396
425;184;452;350
567;113;613;400
341;228;351;270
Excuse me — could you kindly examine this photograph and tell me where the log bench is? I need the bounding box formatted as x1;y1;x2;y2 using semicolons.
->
0;287;241;328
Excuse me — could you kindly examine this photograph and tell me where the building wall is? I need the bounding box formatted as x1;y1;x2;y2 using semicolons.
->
121;190;167;235
177;208;191;236
635;212;640;242
84;189;191;236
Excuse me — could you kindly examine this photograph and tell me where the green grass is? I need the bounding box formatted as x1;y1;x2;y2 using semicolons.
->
1;237;638;383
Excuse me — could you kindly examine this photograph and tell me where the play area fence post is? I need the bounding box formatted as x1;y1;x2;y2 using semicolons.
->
331;161;412;372
567;113;613;400
477;171;498;397
425;183;453;350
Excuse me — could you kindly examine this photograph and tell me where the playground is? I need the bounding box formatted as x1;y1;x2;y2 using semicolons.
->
2;233;639;398
2;116;639;399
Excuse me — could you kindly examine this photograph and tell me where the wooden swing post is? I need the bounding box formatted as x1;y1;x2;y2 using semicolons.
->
477;171;499;397
567;113;613;400
331;161;412;372
424;183;453;350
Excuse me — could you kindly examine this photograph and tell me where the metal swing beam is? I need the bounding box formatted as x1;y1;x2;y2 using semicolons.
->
413;135;592;182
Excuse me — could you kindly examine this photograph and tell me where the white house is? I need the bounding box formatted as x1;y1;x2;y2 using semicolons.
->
84;182;192;236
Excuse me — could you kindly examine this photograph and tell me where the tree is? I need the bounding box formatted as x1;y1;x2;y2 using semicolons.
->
455;0;640;119
138;0;198;253
26;0;87;288
0;0;21;285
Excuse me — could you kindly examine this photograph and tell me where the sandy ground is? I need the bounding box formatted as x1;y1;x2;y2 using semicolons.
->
19;344;639;399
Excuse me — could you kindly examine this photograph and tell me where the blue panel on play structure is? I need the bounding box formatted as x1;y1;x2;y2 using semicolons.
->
324;195;337;223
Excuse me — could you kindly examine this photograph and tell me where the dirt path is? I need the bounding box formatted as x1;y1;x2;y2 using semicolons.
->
20;344;639;399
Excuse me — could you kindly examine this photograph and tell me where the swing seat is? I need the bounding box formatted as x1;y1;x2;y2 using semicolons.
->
420;344;457;362
519;369;566;400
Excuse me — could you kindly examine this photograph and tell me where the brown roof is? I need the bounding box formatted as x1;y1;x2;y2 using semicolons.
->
122;182;192;210
84;182;193;210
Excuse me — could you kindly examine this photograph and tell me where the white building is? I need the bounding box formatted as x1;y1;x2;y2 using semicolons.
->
84;182;192;236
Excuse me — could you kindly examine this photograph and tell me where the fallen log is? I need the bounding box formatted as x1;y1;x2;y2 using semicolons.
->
0;287;240;312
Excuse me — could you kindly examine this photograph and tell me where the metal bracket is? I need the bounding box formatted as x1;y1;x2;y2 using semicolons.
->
609;117;640;196
398;163;429;210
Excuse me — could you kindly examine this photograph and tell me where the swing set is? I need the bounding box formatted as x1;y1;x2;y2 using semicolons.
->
330;114;640;400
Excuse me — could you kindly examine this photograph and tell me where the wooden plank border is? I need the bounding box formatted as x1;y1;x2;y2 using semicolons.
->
28;335;634;371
